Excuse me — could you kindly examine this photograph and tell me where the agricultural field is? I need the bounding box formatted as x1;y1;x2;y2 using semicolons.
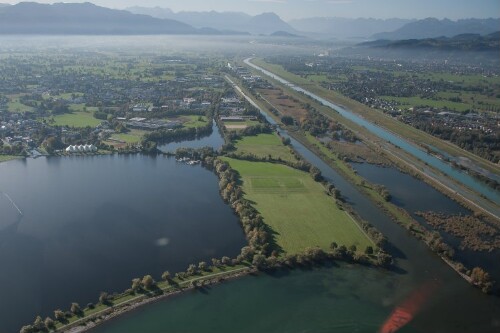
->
234;133;298;162
256;87;308;122
45;111;102;128
222;157;373;254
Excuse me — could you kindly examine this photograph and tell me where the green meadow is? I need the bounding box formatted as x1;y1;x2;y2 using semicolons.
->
222;158;373;254
235;133;298;162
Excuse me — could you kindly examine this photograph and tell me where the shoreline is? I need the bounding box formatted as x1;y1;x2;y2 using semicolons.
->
58;267;256;333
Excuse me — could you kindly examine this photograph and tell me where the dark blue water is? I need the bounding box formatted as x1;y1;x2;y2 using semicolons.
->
158;121;224;153
0;155;246;332
244;58;500;204
351;162;500;282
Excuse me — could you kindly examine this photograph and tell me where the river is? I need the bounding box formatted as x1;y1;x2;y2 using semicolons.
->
352;162;500;283
243;58;500;206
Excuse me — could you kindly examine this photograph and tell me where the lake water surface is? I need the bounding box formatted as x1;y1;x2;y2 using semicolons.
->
158;121;224;153
0;155;246;332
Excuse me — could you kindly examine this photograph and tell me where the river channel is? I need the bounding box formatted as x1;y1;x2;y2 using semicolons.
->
244;58;500;206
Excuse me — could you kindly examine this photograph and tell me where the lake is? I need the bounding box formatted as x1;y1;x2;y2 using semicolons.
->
158;120;225;153
92;263;500;333
0;155;246;332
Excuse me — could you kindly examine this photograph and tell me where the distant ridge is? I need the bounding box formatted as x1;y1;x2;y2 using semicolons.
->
289;17;413;39
270;31;301;38
126;7;296;35
0;2;199;35
361;31;500;52
372;18;500;40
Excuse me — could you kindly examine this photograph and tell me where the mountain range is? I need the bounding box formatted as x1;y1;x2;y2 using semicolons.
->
0;2;498;40
338;31;500;65
361;31;500;51
0;2;197;35
372;18;500;40
126;6;296;35
288;17;414;39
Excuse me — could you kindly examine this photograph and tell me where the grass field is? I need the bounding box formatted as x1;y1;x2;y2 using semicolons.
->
223;120;260;130
68;104;99;113
235;133;298;162
110;129;147;144
7;98;34;113
0;155;21;163
182;115;209;128
47;112;102;128
222;157;373;254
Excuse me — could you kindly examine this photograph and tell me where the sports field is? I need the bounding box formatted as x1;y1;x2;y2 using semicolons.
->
222;157;373;254
48;111;102;128
235;133;298;162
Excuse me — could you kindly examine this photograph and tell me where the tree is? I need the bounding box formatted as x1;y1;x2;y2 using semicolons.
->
33;316;45;331
99;291;109;305
239;246;254;261
349;245;357;253
161;271;171;281
330;242;338;250
70;302;82;315
198;261;208;272
19;325;34;333
365;246;374;255
252;254;267;269
377;252;393;267
54;309;65;322
187;264;197;275
44;317;55;329
471;267;493;293
131;278;142;291
281;115;294;125
142;275;155;290
211;258;222;268
221;256;231;266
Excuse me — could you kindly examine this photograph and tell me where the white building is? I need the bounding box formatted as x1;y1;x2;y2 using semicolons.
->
65;144;97;153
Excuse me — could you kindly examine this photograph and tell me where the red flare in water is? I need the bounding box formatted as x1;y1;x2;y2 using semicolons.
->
379;281;439;333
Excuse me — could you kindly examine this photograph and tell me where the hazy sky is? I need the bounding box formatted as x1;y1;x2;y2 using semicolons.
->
4;0;500;20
